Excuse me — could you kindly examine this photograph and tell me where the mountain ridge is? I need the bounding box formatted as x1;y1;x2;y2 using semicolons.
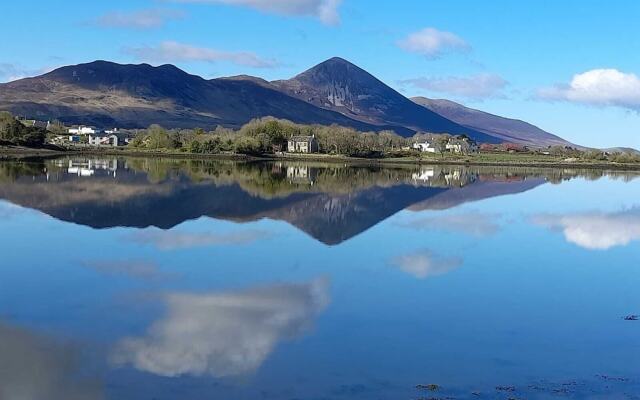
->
0;60;401;132
411;97;573;148
272;57;500;143
0;57;571;145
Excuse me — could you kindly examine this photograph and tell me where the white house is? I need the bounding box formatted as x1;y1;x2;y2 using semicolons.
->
287;135;319;153
412;142;436;153
445;137;479;154
88;133;124;147
68;126;97;135
445;143;463;153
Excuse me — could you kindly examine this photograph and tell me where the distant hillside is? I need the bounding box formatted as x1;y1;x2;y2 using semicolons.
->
0;61;391;132
412;97;572;148
601;147;640;155
0;57;576;146
272;57;500;143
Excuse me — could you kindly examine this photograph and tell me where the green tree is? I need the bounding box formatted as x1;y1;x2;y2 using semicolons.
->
145;124;173;149
234;136;261;155
0;111;46;147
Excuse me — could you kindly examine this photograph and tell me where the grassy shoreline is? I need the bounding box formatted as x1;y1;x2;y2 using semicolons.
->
3;145;640;171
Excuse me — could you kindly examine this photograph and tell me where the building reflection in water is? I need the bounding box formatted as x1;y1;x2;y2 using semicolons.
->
50;158;122;178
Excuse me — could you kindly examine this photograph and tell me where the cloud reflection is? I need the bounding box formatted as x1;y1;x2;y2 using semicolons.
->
129;228;272;250
533;208;640;250
81;259;163;280
112;279;330;378
398;212;500;237
0;200;31;220
0;322;103;400
389;250;462;279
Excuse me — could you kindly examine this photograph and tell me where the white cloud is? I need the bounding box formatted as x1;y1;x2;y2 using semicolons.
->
174;0;342;25
398;27;470;59
112;279;330;377
533;208;640;250
94;8;186;29
398;212;500;237
0;63;64;82
0;63;22;81
124;41;279;68
389;250;462;279
0;63;36;82
130;228;272;250
537;69;640;111
399;74;508;100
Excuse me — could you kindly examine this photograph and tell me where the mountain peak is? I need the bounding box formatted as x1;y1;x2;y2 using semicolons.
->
315;56;357;67
0;57;568;145
271;58;502;143
44;60;191;80
293;57;373;84
273;57;396;116
37;61;204;99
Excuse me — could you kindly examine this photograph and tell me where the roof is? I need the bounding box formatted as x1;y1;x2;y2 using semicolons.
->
289;135;315;142
32;121;48;129
90;132;127;139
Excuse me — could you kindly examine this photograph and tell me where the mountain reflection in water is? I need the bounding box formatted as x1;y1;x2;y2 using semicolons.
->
1;156;640;400
1;156;633;245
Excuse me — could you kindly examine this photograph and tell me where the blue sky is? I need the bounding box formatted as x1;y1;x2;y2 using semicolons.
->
1;0;639;148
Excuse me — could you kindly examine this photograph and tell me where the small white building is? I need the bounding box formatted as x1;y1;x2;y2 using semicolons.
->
68;126;97;135
288;135;319;153
412;142;436;153
88;133;124;147
445;137;479;154
446;143;463;153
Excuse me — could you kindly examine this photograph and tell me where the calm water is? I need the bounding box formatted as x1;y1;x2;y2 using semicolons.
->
0;157;639;400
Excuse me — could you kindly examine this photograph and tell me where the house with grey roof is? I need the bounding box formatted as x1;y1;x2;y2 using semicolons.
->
287;135;319;154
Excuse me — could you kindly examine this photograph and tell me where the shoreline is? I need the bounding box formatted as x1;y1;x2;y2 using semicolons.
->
2;146;640;171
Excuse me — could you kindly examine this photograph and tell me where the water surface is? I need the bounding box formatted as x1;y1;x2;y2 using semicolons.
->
0;157;638;399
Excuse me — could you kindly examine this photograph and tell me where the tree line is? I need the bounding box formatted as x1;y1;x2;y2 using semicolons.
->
128;118;640;162
3;110;640;164
0;112;47;147
128;118;417;157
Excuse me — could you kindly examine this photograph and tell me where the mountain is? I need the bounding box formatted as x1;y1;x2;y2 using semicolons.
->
0;57;573;145
411;97;572;148
0;159;545;245
0;60;395;132
601;147;640;155
272;57;500;143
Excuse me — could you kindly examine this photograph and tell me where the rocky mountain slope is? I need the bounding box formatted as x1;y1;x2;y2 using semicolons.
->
412;97;572;147
0;57;573;145
272;57;499;143
0;61;392;132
